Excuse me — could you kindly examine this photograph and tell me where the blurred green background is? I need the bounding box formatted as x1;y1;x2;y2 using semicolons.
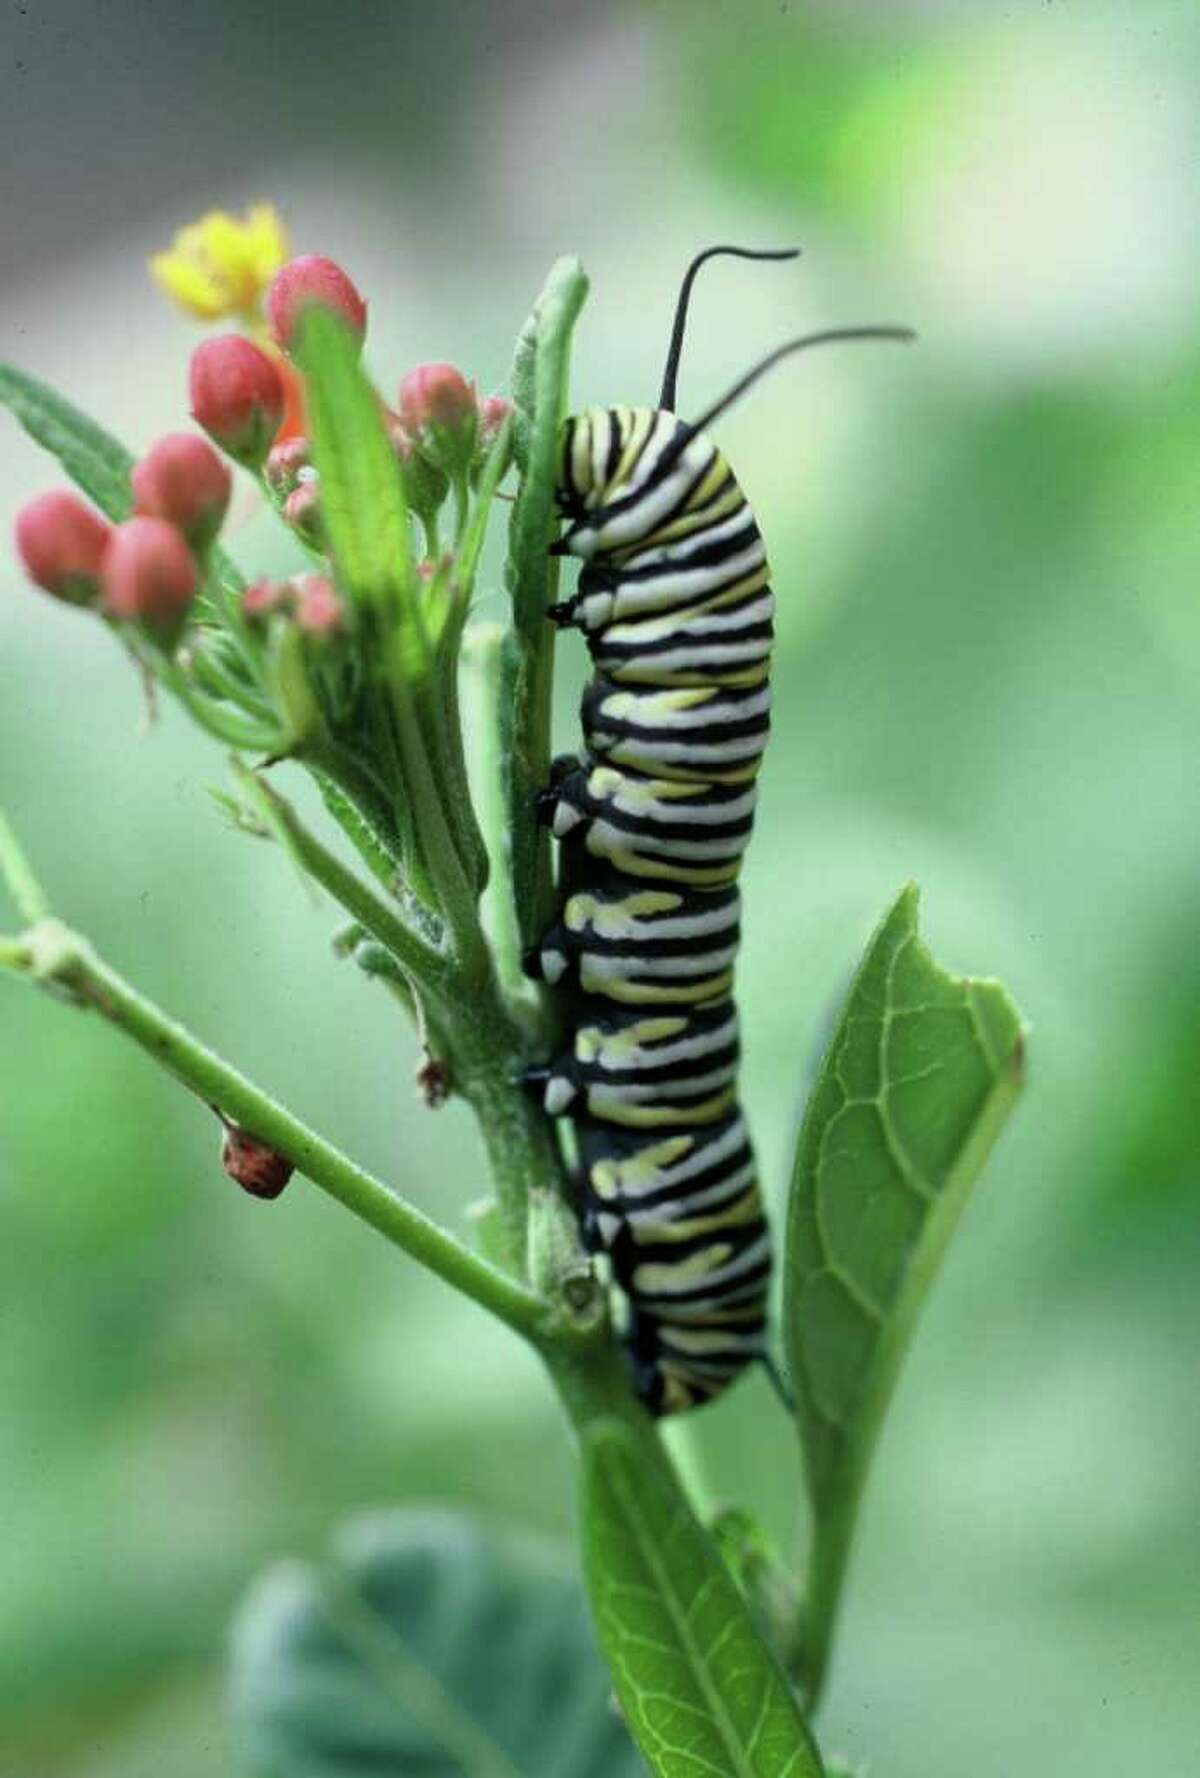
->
3;2;1199;1773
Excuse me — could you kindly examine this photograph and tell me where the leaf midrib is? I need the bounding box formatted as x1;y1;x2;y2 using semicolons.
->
604;1440;814;1778
319;1571;529;1778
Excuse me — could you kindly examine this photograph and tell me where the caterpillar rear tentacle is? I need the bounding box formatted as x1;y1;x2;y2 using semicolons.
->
526;246;913;1415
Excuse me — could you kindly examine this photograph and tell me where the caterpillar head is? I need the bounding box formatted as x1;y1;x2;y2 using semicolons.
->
557;407;625;521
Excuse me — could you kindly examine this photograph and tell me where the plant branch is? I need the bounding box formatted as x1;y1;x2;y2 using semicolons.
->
462;623;529;1014
0;915;546;1340
505;257;589;953
230;761;451;994
0;807;51;923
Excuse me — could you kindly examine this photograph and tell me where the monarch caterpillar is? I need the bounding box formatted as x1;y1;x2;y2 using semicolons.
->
525;247;912;1414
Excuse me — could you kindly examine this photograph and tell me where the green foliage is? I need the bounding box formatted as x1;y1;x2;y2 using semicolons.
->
709;1507;803;1671
293;309;415;634
503;256;589;951
0;360;136;521
785;884;1024;1692
582;1421;824;1778
230;1509;644;1778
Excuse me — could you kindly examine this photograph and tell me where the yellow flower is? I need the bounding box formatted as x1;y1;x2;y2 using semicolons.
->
150;205;289;322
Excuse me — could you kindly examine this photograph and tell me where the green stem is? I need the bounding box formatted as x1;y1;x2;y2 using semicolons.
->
543;1337;657;1443
0;807;50;922
186;635;274;717
1;918;546;1340
391;688;486;970
452;473;470;547
462;624;529;1012
450;981;570;1274
792;1500;853;1710
506;258;589;952
233;764;450;994
160;659;282;750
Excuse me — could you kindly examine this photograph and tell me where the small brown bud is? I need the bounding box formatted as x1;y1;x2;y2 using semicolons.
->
220;1121;293;1199
415;1054;451;1108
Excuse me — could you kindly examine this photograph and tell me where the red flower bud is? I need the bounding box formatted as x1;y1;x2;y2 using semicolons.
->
220;1122;293;1200
101;517;197;638
266;255;367;356
477;393;513;445
283;480;323;546
398;363;478;477
242;577;292;622
471;392;514;488
264;434;311;497
295;573;344;636
388;415;449;524
14;490;111;605
416;553;452;583
189;334;285;467
131;432;232;548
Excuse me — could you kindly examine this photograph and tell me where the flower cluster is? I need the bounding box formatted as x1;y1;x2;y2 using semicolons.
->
14;245;510;662
16;432;228;643
11;218;516;922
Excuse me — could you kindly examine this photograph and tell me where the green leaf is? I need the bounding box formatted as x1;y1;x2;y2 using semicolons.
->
709;1508;803;1672
230;1508;645;1778
293;310;415;642
582;1420;824;1778
784;882;1025;1696
504;257;589;950
0;360;135;520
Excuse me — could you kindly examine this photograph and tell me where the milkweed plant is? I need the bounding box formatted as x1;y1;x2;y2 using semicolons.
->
1;206;1025;1778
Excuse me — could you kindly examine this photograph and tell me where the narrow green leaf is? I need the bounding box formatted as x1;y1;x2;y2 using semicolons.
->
583;1421;824;1778
230;1507;645;1778
454;415;514;599
0;360;135;520
504;257;589;949
0;805;51;926
292;310;415;640
784;883;1025;1696
312;770;402;891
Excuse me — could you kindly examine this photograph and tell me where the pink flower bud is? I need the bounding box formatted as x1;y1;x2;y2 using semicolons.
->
295;573;343;635
101;517;197;638
283;480;322;546
131;432;232;548
267;255;367;356
264;434;311;497
189;334;285;467
388;415;449;524
398;363;478;477
242;577;292;622
471;392;514;488
477;393;513;445
14;490;111;605
416;553;452;583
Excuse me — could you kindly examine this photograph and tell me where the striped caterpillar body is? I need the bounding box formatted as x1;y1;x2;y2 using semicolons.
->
525;248;912;1415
